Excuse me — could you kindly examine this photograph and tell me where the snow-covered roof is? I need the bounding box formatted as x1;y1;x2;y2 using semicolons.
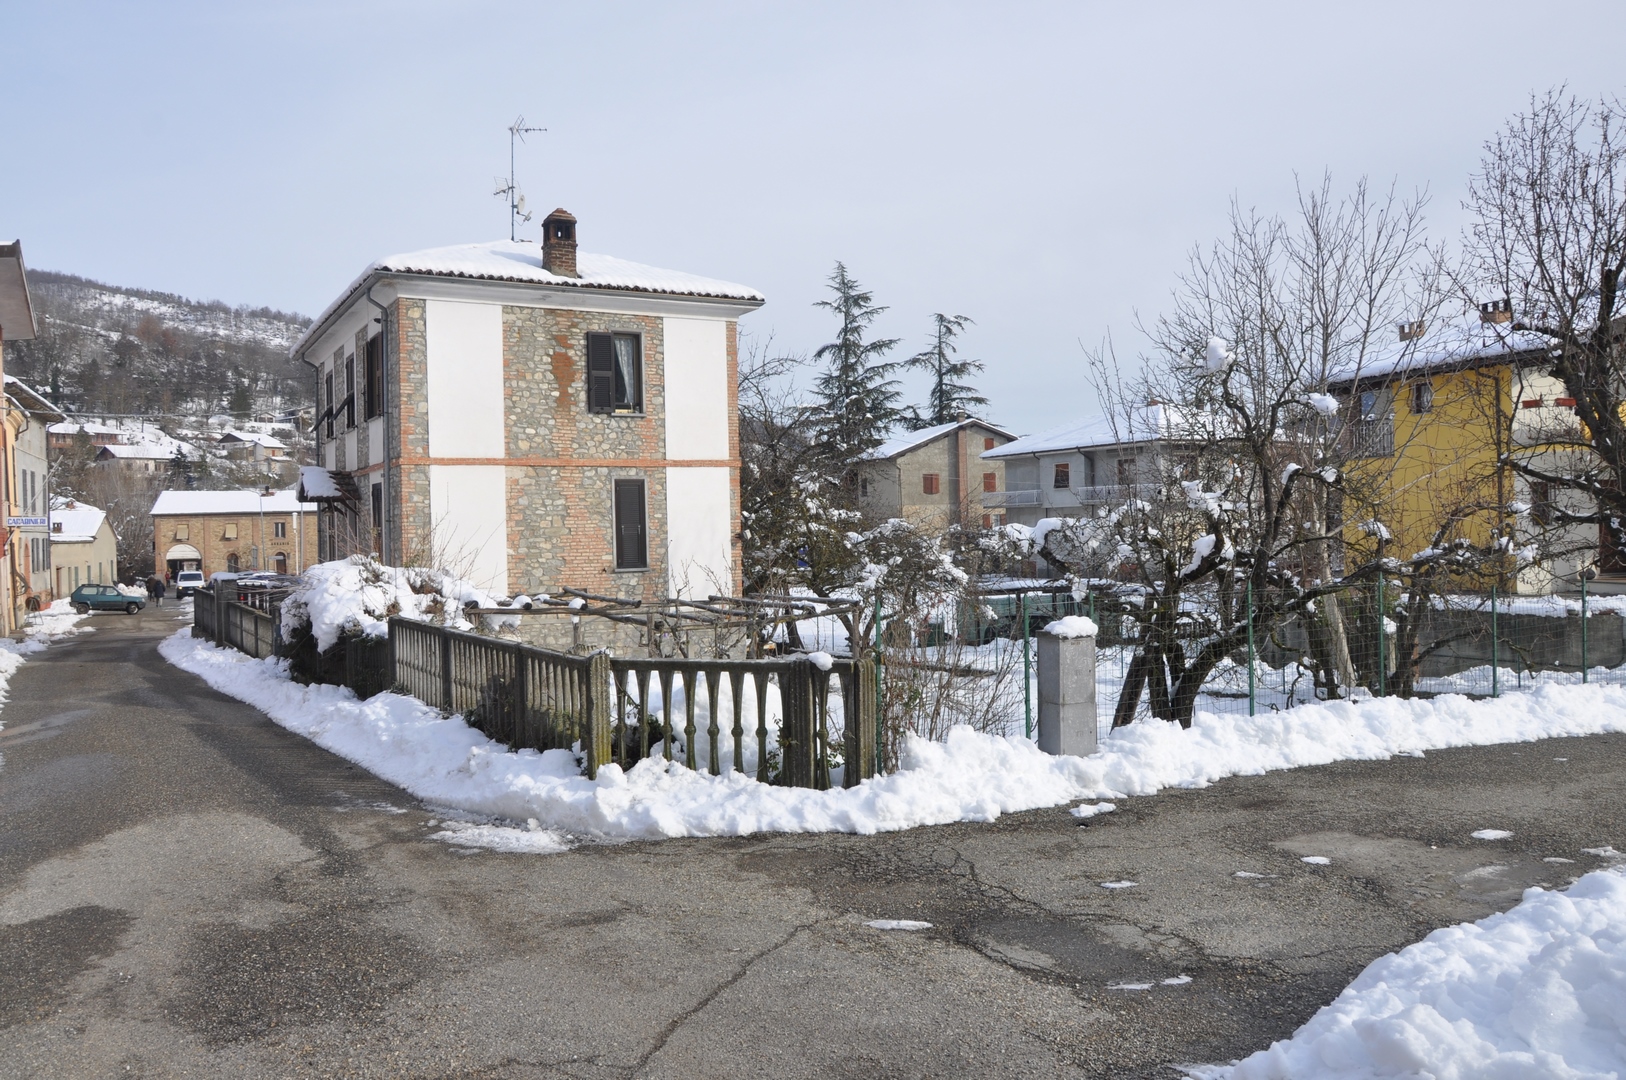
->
219;430;287;449
49;419;130;437
4;376;64;421
982;404;1194;459
150;489;318;516
1328;314;1552;387
48;498;108;544
97;441;194;460
864;418;1018;461
298;465;343;500
295;238;765;359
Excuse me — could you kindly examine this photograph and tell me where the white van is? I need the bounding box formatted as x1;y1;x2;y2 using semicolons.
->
175;570;206;597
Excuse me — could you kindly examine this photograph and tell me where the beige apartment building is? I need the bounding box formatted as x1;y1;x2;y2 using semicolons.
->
857;417;1017;529
150;489;318;579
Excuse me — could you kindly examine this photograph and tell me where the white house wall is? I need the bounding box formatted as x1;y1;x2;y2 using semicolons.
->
662;316;729;460
665;466;732;598
425;299;505;458
428;464;508;594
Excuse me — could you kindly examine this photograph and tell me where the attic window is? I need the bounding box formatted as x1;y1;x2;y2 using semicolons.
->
984;437;996;451
223;523;239;541
175;524;189;541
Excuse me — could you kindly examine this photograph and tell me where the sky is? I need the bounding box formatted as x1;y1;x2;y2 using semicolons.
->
3;1;1623;435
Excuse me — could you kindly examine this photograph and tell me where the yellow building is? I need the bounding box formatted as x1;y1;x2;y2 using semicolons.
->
1330;313;1592;595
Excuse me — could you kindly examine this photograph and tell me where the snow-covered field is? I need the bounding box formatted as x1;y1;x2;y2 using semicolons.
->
161;628;1626;854
1185;865;1626;1079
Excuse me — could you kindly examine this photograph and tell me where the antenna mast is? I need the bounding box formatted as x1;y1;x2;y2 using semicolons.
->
494;115;546;241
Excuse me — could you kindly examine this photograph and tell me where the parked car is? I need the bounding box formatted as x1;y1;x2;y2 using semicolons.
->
70;584;145;616
175;570;206;597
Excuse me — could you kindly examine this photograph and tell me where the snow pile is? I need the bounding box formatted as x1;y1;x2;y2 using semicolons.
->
1187;868;1626;1079
163;628;1626;851
1044;615;1099;639
279;556;522;651
1307;392;1341;417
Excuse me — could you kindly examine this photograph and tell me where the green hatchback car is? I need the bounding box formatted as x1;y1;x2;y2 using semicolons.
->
70;584;145;615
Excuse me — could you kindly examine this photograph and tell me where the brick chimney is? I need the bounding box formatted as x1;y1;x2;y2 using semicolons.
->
542;209;579;278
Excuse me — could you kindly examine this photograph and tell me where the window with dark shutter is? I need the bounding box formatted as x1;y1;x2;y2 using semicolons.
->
982;472;997;493
364;334;383;420
613;479;648;570
344;355;356;428
1053;462;1071;488
922;473;940;495
587;331;643;413
587;333;616;413
324;370;335;438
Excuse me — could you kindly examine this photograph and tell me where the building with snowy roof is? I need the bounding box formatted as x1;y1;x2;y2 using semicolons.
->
857;417;1017;530
291;208;763;610
980;404;1203;529
48;497;118;596
150;488;318;578
1324;306;1598;595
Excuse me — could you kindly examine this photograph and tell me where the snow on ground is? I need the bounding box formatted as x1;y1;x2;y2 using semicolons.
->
162;627;1626;853
1184;868;1626;1079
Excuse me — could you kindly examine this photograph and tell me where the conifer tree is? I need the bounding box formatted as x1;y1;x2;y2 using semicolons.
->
907;313;988;427
810;263;903;469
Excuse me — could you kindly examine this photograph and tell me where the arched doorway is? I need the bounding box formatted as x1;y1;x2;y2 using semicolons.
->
274;551;287;574
165;543;202;579
225;552;240;573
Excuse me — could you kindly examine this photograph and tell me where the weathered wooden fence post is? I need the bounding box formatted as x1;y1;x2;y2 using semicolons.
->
439;626;454;712
1036;622;1098;757
583;651;612;780
843;656;877;787
777;658;817;787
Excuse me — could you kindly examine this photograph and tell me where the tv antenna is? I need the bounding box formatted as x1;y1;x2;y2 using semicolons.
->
494;115;546;241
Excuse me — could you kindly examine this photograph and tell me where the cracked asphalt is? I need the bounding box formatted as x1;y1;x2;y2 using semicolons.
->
2;607;1623;1078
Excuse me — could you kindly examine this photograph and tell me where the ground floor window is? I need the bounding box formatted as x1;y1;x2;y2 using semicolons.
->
613;478;648;570
226;552;240;573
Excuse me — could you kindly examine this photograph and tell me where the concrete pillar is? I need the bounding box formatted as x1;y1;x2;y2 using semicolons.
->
1036;627;1097;757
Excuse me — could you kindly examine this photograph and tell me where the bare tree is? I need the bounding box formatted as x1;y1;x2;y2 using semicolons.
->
1463;90;1626;557
1039;177;1443;725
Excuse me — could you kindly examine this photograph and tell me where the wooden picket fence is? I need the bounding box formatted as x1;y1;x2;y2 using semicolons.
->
195;592;876;789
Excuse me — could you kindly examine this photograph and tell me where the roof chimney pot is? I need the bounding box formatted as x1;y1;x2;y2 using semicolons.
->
542;209;579;278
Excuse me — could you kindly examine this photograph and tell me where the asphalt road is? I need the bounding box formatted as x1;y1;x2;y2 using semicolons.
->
1;605;1622;1079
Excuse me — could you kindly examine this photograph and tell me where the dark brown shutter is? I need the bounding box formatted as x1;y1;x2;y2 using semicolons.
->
587;333;615;413
614;479;647;569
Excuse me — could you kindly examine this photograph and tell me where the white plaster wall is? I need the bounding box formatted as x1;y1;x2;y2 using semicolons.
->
426;299;505;459
662;317;729;460
665;466;732;598
428;465;509;594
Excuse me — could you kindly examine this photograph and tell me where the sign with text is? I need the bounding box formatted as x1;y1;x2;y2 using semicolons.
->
6;517;47;528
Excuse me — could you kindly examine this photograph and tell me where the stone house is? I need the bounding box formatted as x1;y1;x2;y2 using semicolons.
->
290;209;763;607
150;489;318;578
857;418;1017;530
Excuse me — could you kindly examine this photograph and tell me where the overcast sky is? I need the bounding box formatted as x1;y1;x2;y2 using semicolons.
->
3;1;1622;434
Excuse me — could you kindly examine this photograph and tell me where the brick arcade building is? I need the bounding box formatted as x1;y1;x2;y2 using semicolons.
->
292;210;762;619
150;489;319;579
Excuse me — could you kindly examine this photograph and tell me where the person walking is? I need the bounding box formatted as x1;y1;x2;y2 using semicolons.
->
147;576;165;608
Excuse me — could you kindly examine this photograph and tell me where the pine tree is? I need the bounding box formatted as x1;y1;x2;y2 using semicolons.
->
907;313;988;428
811;263;903;469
